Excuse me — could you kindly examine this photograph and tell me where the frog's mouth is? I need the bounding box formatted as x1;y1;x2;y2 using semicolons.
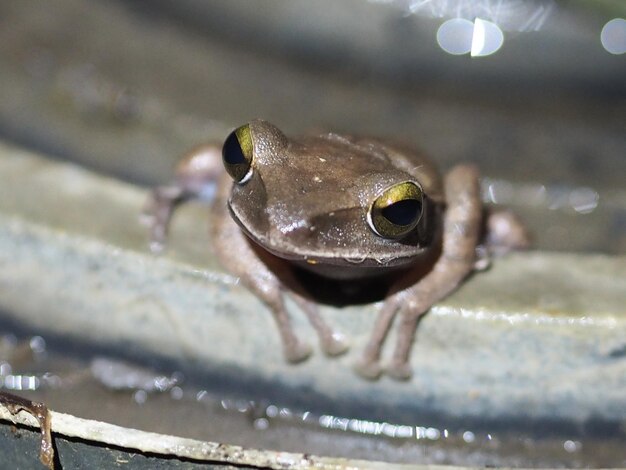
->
229;202;434;279
256;238;433;281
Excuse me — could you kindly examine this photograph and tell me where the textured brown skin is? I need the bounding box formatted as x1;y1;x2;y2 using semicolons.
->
355;165;483;379
226;122;444;274
144;120;527;380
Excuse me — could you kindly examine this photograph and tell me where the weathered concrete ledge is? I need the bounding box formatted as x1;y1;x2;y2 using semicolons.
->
0;143;625;427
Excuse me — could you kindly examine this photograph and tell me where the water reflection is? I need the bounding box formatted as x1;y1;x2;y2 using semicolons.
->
1;374;40;391
0;329;619;466
482;178;600;215
563;439;582;453
1;334;56;391
375;1;625;58
133;389;148;405
90;357;181;392
568;188;599;214
253;417;270;430
216;398;496;447
374;0;556;32
29;335;47;355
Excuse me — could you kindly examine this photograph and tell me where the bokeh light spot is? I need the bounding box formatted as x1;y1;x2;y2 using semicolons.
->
471;18;504;56
437;18;474;55
437;18;504;57
601;18;626;55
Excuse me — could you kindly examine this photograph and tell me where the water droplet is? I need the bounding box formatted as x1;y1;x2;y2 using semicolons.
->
170;386;183;400
266;405;279;418
254;418;269;430
463;430;476;443
29;336;46;354
0;362;12;376
133;390;148;405
569;187;599;214
563;439;581;452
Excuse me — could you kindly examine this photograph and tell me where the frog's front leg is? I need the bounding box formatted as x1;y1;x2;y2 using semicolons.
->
356;165;482;381
212;180;348;362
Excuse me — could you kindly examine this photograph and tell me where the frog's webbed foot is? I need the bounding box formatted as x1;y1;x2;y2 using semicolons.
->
244;282;314;363
214;213;345;363
283;339;313;363
357;165;482;381
353;296;399;380
353;358;384;380
142;185;187;252
355;293;425;381
473;245;491;271
485;209;530;255
291;294;349;357
472;210;528;270
385;360;413;381
322;332;350;356
243;283;347;363
142;144;222;252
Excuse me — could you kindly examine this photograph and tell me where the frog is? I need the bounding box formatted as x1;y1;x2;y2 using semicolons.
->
144;120;528;380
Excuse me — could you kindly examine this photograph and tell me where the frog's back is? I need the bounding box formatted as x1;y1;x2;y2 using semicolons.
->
354;137;444;204
300;134;444;204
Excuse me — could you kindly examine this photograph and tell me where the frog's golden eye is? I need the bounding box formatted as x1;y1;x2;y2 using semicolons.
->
367;181;423;239
222;124;254;183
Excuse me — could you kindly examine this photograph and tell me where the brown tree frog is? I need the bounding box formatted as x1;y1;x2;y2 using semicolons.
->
144;120;528;380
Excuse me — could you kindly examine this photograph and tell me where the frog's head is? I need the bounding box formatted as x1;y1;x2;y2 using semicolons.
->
221;120;440;277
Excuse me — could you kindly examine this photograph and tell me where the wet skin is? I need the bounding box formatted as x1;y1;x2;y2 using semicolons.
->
145;120;528;380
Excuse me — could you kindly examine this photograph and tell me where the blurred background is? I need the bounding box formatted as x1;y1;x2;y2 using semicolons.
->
0;0;624;252
0;1;626;467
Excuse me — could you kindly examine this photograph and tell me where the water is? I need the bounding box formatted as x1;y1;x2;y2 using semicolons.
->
1;330;624;468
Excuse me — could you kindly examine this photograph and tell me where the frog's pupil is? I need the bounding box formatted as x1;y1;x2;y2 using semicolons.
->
382;199;421;226
223;131;246;165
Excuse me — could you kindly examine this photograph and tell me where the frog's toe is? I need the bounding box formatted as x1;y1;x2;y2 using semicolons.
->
148;239;166;254
473;245;491;271
353;358;383;380
284;342;312;363
321;332;350;357
385;361;413;381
